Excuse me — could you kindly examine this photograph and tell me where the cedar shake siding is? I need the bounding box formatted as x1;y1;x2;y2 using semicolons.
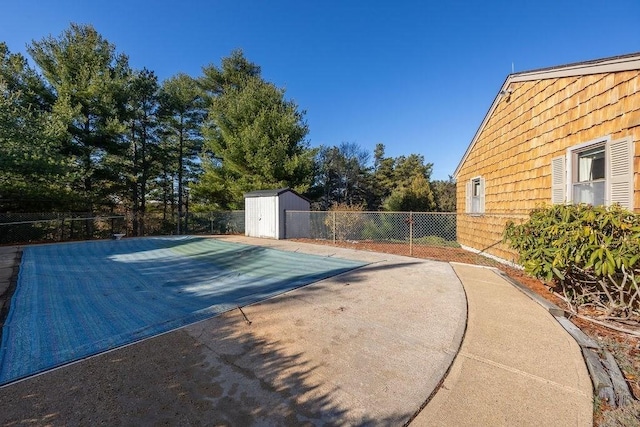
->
454;53;640;263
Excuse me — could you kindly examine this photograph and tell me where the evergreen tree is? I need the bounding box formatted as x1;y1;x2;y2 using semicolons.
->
369;143;396;209
195;50;314;209
372;145;436;212
432;176;457;212
125;68;160;234
0;42;70;211
27;23;130;213
158;73;204;232
312;143;372;209
383;173;436;212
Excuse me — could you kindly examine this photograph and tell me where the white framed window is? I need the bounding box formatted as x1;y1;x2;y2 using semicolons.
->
465;176;485;214
572;143;606;205
551;136;633;209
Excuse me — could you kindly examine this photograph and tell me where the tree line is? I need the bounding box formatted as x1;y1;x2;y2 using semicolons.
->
0;23;456;234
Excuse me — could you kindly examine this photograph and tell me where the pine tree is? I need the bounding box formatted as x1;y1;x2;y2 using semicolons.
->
194;50;314;209
27;23;130;213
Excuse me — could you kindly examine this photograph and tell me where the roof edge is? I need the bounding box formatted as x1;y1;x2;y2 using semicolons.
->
510;52;640;82
453;76;509;178
453;52;640;179
243;187;311;202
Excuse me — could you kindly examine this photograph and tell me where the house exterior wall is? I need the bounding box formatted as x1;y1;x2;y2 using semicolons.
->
456;70;640;261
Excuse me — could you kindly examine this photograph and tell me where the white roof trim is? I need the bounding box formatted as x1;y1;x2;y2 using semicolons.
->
510;55;640;82
453;52;640;178
453;77;509;178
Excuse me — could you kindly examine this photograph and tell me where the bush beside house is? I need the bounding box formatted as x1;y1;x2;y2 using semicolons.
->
504;204;640;320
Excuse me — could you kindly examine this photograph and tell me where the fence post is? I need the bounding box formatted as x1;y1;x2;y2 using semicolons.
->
332;211;336;244
59;218;65;242
409;211;413;256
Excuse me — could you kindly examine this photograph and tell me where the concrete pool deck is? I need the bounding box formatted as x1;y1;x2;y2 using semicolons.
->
0;236;592;425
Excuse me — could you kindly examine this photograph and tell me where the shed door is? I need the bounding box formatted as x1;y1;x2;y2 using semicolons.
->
258;196;277;238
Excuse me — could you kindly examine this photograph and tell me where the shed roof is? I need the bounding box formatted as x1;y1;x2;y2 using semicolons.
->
243;187;310;202
453;51;640;178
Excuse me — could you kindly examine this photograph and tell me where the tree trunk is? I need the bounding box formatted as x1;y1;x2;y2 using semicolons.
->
177;117;184;235
139;117;148;236
131;122;139;236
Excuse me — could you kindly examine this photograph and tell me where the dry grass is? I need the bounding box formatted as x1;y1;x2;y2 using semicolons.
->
599;400;640;427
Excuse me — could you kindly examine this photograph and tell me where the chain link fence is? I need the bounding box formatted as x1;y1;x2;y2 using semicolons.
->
128;211;245;236
2;209;528;267
0;211;245;245
285;210;528;266
0;214;127;245
184;211;245;235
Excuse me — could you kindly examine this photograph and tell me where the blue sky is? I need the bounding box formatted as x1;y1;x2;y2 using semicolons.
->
2;1;639;180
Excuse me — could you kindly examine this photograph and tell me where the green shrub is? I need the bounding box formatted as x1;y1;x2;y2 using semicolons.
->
413;235;460;248
504;204;640;320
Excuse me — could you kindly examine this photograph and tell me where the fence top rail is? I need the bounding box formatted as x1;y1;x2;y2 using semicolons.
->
285;210;457;214
285;210;531;216
0;215;126;226
189;210;245;214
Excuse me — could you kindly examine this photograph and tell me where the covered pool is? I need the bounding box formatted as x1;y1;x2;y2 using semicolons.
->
0;236;365;385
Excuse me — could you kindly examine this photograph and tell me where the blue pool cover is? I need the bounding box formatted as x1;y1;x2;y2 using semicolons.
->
0;237;365;385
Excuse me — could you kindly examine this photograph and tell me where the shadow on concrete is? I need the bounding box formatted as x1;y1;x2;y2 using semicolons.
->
0;304;412;425
1;237;368;385
0;237;424;424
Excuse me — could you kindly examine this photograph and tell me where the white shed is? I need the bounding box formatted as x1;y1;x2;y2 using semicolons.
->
244;188;310;239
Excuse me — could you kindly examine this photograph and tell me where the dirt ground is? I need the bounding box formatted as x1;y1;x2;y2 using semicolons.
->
293;239;640;406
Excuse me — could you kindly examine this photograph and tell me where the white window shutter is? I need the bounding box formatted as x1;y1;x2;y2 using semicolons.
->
465;181;471;213
479;177;486;213
551;156;566;204
607;138;633;210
